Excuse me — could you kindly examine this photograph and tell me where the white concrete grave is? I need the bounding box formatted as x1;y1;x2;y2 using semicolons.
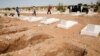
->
19;16;30;21
28;17;45;22
81;24;100;37
57;20;78;29
18;16;45;22
40;18;60;25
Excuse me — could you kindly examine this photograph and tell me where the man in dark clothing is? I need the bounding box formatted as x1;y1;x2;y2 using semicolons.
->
32;6;36;16
47;5;52;14
68;6;72;12
77;5;82;12
72;5;78;12
16;7;20;17
77;3;82;12
82;4;89;14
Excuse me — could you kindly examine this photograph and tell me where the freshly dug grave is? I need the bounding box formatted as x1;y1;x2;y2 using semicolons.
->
31;38;87;56
0;17;10;24
0;40;9;54
0;26;28;35
0;25;4;29
0;36;87;56
1;34;53;54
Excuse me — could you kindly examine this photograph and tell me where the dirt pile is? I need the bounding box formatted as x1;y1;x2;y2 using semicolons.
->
0;40;9;54
0;25;3;29
31;38;87;56
0;26;28;35
0;34;53;54
0;36;87;56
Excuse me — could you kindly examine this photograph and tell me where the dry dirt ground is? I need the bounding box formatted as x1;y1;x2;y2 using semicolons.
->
0;13;100;56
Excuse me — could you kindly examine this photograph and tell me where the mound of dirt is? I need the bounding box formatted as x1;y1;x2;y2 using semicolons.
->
0;40;9;54
29;34;53;45
0;26;28;35
0;36;87;56
31;38;87;56
1;34;53;54
0;25;3;29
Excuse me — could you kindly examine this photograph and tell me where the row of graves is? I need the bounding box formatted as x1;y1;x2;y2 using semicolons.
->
0;13;100;37
0;4;99;37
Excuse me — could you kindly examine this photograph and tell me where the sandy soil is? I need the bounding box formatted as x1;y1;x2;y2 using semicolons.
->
0;13;100;56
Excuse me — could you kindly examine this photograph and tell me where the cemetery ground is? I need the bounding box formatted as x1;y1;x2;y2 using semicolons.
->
0;13;100;56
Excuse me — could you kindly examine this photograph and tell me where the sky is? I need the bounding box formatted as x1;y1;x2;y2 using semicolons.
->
0;0;98;8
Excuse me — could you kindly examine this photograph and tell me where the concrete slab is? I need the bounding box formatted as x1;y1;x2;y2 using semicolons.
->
81;24;100;37
19;16;30;21
28;17;44;22
57;20;78;29
40;18;60;25
18;16;45;22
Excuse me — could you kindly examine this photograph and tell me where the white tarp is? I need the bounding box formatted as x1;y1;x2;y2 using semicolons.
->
40;18;60;25
57;20;78;29
81;24;100;37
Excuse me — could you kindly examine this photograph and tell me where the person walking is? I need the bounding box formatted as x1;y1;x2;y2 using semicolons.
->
47;5;52;14
82;4;89;14
16;7;20;17
32;6;36;16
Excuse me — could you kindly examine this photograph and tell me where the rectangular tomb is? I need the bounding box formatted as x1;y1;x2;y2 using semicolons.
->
81;24;100;37
40;18;60;25
57;20;78;29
